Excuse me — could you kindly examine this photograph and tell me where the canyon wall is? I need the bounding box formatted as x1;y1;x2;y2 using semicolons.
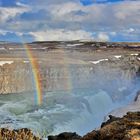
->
0;55;139;97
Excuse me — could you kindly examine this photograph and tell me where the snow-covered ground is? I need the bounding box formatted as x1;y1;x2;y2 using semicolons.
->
0;61;13;66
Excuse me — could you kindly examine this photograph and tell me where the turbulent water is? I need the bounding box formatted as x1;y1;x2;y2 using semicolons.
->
0;83;139;138
0;90;126;136
0;58;139;138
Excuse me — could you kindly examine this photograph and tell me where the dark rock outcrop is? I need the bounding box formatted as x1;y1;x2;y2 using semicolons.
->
136;67;140;77
134;90;140;102
48;132;81;140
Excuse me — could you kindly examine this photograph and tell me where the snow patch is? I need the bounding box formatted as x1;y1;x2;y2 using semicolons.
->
130;53;138;56
0;61;13;66
0;48;5;50
114;55;121;59
67;43;83;47
90;59;108;64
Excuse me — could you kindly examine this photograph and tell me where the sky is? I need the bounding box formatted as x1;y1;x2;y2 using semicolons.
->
0;0;139;42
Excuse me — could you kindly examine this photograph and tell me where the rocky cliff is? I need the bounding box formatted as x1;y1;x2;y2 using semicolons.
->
0;54;139;96
0;62;33;94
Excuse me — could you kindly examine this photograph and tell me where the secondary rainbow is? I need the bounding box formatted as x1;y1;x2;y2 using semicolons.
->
23;44;43;105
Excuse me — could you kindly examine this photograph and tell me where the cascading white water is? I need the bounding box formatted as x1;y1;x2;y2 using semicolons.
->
0;87;138;138
0;60;139;138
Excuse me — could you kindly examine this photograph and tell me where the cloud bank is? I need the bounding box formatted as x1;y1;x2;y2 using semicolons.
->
0;0;139;42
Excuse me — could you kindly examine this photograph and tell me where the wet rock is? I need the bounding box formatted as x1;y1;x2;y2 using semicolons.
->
101;115;120;128
136;67;140;77
48;132;81;140
134;90;140;102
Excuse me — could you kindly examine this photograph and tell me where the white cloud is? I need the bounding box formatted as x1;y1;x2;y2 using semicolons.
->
0;0;140;41
16;2;29;7
97;32;110;41
127;28;135;33
110;32;117;36
114;1;140;21
49;2;81;16
0;29;26;38
48;1;140;30
0;29;7;35
48;2;86;22
30;29;94;41
0;6;29;23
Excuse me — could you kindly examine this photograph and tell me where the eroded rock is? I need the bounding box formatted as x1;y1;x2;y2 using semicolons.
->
0;128;41;140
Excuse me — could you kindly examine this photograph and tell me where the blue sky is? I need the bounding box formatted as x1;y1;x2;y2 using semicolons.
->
0;0;139;42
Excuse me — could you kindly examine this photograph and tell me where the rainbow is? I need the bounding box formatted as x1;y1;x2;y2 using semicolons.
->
21;44;73;105
23;44;43;105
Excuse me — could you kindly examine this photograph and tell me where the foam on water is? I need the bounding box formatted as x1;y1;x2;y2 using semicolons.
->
0;78;139;138
0;87;138;138
50;91;114;135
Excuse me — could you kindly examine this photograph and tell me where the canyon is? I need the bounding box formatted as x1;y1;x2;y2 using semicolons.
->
0;41;139;139
0;41;139;95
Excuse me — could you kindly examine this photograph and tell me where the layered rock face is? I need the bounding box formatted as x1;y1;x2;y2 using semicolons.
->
0;54;139;95
0;62;33;94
